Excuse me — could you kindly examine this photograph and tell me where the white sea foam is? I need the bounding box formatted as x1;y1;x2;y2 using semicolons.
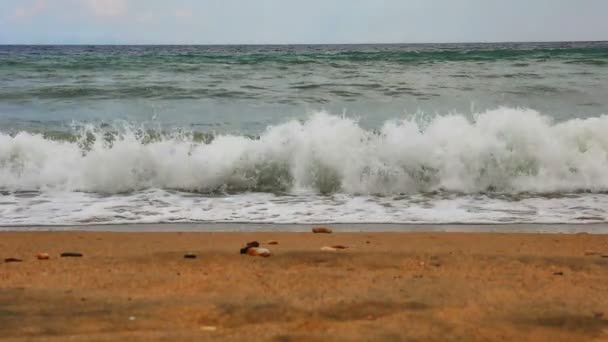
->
0;190;606;226
1;108;608;195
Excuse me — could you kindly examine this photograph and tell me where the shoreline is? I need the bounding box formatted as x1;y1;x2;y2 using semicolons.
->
2;222;608;234
1;230;608;340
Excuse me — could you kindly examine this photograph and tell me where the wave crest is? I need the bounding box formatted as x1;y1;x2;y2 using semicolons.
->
2;108;608;195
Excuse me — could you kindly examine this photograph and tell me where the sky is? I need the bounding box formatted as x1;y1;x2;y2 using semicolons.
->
1;0;608;44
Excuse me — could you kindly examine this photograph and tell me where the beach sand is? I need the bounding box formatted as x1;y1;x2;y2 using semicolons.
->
1;231;608;341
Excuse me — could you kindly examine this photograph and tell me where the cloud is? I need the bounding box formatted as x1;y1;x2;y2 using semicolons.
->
175;9;193;19
10;0;47;22
86;0;127;17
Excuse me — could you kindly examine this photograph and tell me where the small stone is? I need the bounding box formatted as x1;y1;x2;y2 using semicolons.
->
4;258;22;263
60;252;83;258
602;255;608;258
312;227;332;234
321;246;338;252
267;240;279;245
183;253;197;259
553;271;564;276
331;245;349;249
129;316;136;321
201;326;217;332
240;242;265;255
246;247;271;257
37;252;50;260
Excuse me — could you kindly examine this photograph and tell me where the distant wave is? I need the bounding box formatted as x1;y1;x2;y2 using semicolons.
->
2;108;608;195
1;44;607;70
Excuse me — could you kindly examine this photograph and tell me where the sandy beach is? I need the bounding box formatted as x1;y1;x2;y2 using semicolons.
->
1;230;608;341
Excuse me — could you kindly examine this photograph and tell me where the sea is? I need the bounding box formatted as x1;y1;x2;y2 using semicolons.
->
1;42;608;228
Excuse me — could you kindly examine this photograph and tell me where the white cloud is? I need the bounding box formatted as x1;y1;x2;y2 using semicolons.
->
86;0;127;17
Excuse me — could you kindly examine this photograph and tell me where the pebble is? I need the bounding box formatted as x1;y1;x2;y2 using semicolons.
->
246;247;271;257
321;246;338;252
4;258;22;263
240;241;262;255
331;245;348;249
553;271;564;276
201;326;217;332
312;227;332;234
183;253;197;259
60;252;83;258
267;240;279;245
36;252;50;260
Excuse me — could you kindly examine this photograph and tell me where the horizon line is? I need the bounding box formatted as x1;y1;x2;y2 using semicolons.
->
1;39;607;46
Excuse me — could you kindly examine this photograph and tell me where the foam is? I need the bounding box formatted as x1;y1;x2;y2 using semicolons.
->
1;108;608;195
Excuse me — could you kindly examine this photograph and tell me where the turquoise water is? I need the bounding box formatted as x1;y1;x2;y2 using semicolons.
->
1;42;608;226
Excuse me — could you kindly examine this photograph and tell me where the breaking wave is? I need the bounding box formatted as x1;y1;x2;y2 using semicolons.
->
2;108;608;195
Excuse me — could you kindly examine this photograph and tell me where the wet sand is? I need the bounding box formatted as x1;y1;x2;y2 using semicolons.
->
1;231;608;341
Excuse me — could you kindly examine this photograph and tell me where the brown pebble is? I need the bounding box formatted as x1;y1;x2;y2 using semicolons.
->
183;253;197;259
312;227;332;234
240;242;261;254
4;258;22;263
331;245;349;249
267;240;279;245
553;271;564;276
60;252;83;258
37;252;50;260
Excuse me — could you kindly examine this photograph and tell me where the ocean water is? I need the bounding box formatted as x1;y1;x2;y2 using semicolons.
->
1;42;608;227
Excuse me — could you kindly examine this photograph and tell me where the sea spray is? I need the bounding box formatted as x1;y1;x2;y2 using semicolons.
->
1;108;608;195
